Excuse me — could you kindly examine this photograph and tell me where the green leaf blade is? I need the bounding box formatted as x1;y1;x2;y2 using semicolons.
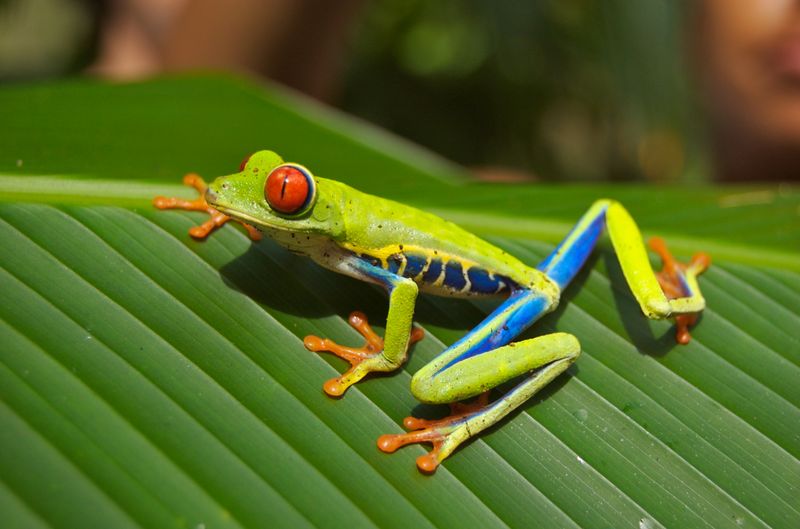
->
1;76;798;529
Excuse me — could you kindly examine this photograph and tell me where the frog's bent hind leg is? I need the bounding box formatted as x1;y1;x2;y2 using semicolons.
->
538;199;710;343
649;237;710;343
378;287;570;472
379;332;580;473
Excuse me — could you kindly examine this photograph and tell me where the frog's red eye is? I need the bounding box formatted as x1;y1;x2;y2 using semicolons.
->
239;153;253;171
264;163;317;215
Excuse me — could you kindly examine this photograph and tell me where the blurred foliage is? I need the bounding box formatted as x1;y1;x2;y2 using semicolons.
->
0;0;96;80
342;0;701;182
0;0;703;183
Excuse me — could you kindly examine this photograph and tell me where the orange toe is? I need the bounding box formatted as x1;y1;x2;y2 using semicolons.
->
648;237;709;344
154;173;261;240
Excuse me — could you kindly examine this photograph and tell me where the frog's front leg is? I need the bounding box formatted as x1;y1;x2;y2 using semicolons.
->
153;173;262;240
304;260;424;396
378;288;575;472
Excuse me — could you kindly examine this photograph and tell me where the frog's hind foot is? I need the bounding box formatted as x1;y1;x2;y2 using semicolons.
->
648;237;710;344
304;311;424;397
153;173;261;240
377;392;491;473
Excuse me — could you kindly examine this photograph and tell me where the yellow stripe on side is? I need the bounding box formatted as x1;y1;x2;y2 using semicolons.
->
397;255;408;276
415;256;432;282
341;242;483;271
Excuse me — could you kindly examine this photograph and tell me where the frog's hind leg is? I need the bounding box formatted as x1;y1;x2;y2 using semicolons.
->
537;199;710;343
649;237;710;343
378;288;575;472
153;173;261;240
379;330;580;473
380;200;712;472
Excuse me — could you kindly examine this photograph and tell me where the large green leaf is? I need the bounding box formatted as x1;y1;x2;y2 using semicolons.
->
1;76;798;529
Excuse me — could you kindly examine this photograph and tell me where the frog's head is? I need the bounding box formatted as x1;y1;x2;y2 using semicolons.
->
206;150;345;239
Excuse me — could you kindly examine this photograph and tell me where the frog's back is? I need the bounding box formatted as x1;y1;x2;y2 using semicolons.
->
330;180;547;298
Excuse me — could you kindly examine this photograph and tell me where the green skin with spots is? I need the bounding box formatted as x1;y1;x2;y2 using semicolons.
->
209;151;545;292
203;150;707;471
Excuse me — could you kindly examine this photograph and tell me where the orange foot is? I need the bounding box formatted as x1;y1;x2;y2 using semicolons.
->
153;173;261;241
304;311;424;396
377;392;491;473
649;237;711;344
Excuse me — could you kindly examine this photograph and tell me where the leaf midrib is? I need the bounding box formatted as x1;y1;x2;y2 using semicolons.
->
1;173;796;271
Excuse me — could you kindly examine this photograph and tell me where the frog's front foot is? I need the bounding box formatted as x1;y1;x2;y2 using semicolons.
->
649;237;711;344
153;173;261;240
377;392;491;473
304;311;424;396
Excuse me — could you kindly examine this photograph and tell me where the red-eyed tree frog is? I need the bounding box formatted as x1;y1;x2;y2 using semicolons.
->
154;150;710;473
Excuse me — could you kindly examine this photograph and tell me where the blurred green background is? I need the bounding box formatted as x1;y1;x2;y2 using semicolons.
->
343;0;696;183
0;0;699;183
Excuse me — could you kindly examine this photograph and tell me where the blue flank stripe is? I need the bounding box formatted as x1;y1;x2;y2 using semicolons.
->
537;207;607;289
386;254;402;274
435;291;551;376
422;258;443;283
467;267;501;294
444;260;467;291
403;254;427;278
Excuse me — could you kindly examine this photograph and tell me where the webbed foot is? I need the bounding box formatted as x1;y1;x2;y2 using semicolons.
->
304;311;424;396
649;237;710;344
377;392;491;473
153;173;261;240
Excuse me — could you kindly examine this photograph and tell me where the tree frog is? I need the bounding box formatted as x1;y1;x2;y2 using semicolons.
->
154;150;710;473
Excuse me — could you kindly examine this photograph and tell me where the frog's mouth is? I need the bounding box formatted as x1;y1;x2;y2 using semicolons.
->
204;188;221;208
205;190;260;226
211;202;266;229
207;189;312;234
209;191;332;255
